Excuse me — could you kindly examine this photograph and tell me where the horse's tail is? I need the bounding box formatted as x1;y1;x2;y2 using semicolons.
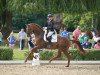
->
70;40;85;54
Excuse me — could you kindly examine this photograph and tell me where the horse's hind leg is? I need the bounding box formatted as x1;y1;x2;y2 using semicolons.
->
49;50;62;63
62;48;70;67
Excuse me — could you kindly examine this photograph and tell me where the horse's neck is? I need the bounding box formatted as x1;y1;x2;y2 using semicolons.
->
33;26;43;34
34;31;44;39
32;25;44;39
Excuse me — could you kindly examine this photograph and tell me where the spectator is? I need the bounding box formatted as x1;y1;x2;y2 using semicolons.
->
72;26;81;48
73;26;81;40
81;32;90;44
7;31;16;48
61;27;70;39
18;29;26;50
28;33;35;50
81;37;92;49
0;30;3;46
94;40;100;49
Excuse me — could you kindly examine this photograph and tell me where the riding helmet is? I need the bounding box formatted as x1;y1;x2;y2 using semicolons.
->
47;14;53;17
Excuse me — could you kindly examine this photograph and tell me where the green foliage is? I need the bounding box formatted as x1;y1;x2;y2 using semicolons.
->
63;12;100;31
1;0;100;33
94;13;100;31
0;47;13;60
0;47;99;60
84;50;100;60
24;50;54;60
63;14;81;31
13;50;28;60
12;13;47;30
40;51;54;60
70;50;100;60
8;0;100;14
10;12;100;34
79;12;92;31
69;50;85;60
13;49;100;60
24;50;68;60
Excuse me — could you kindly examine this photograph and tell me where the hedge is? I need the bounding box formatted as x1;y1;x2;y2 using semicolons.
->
0;49;99;60
69;50;100;60
0;47;13;60
24;50;100;60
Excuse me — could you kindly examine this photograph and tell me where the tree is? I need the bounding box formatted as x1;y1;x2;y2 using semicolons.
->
0;0;12;39
1;0;100;39
12;13;47;31
63;13;81;32
9;0;100;14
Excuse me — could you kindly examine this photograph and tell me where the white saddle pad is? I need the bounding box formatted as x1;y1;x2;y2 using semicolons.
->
44;30;57;42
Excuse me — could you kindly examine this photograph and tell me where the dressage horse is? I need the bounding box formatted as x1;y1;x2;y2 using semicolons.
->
25;23;85;67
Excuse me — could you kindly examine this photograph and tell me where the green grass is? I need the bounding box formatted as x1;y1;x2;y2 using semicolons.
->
13;49;29;60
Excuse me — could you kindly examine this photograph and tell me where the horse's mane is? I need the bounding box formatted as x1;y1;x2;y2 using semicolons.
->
30;23;43;31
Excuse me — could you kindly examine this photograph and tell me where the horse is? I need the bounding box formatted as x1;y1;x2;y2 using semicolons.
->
25;23;85;67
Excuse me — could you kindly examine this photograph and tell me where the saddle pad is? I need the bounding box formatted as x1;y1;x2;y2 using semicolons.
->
44;30;57;42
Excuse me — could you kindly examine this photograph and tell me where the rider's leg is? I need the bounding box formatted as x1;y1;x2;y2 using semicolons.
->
46;30;54;43
47;36;52;43
47;31;54;38
46;30;49;40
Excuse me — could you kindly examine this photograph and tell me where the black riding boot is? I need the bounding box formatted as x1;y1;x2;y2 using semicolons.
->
46;36;52;48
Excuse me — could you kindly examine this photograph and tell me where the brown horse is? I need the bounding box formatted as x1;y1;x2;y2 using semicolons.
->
25;23;85;67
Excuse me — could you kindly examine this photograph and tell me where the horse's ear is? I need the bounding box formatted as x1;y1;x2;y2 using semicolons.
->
25;24;29;28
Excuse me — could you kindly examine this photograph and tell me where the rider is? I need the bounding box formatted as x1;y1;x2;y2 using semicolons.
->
45;14;55;45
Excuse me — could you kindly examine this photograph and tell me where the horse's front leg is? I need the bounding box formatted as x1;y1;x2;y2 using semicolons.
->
25;46;40;63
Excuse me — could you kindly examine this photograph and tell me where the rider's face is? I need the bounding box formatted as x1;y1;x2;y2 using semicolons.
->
48;17;53;21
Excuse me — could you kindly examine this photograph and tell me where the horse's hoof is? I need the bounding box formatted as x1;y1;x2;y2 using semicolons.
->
49;61;51;63
24;60;27;63
65;65;69;67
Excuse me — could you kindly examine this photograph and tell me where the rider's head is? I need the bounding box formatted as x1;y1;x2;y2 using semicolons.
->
47;14;53;20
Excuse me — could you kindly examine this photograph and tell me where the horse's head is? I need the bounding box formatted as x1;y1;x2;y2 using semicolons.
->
26;23;44;37
26;24;33;37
